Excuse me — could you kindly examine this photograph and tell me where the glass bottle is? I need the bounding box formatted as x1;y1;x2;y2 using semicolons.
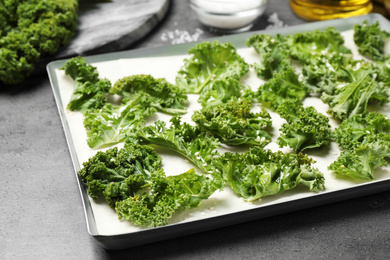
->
290;0;373;21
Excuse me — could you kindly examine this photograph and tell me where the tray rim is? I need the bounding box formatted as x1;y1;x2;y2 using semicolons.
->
47;13;390;250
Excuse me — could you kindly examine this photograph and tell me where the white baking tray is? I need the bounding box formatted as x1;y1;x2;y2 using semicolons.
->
47;13;390;250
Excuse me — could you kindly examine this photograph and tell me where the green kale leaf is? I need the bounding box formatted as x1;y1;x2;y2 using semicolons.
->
116;168;219;227
276;99;331;153
354;20;390;61
287;26;352;66
329;133;390;180
257;67;309;110
79;142;163;208
192;96;272;146
321;64;389;120
61;56;111;113
110;74;188;115
175;41;249;94
332;112;390;150
127;117;222;180
329;112;390;180
246;33;292;80
83;102;156;149
197;77;243;107
212;147;325;202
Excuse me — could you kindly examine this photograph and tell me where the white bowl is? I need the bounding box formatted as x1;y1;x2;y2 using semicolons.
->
190;0;268;33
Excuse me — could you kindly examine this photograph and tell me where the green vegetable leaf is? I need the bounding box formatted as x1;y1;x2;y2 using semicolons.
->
83;102;156;149
332;112;390;150
301;54;356;94
175;41;249;94
257;67;309;110
78;142;163;208
329;133;390;180
329;112;390;180
197;77;243;107
61;56;111;113
192;96;272;146
321;64;389;120
246;33;292;80
354;20;390;61
212;147;325;202
287;27;352;66
276;99;331;153
110;74;188;115
116;168;219;227
128;117;222;180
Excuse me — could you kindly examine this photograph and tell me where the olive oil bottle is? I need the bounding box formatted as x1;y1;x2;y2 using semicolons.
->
290;0;373;21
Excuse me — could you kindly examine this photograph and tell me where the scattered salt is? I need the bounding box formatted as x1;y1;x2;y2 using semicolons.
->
160;28;204;45
266;12;287;29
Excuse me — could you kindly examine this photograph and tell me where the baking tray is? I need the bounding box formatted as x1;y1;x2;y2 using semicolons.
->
47;13;390;250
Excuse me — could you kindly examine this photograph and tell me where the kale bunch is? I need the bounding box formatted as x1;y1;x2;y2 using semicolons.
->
0;0;79;85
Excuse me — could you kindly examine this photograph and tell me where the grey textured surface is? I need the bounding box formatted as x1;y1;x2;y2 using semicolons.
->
1;0;390;259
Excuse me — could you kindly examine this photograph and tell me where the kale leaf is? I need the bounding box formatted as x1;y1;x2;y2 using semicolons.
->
192;95;272;146
61;56;111;113
79;142;219;227
175;41;249;94
110;74;188;115
212;147;325;202
321;63;389;120
257;67;309;110
79;142;163;208
83;102;156;149
354;20;390;61
116;168;219;227
329;112;390;180
246;33;292;80
127;116;222;181
276;99;331;153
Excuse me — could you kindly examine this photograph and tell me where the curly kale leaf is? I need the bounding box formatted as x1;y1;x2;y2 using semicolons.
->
110;74;188;115
0;0;78;85
61;56;111;113
128;117;222;179
301;54;357;94
61;56;99;82
354;20;390;61
78;142;163;208
116;168;219;228
257;67;309;110
192;96;272;146
212;147;325;202
332;112;390;150
80;142;219;228
246;33;292;80
197;77;243;107
329;112;390;180
329;133;390;180
84;102;156;149
175;41;249;94
287;27;352;66
276;99;331;153
321;64;389;120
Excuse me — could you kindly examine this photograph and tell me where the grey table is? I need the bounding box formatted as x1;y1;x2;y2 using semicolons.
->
1;1;390;259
